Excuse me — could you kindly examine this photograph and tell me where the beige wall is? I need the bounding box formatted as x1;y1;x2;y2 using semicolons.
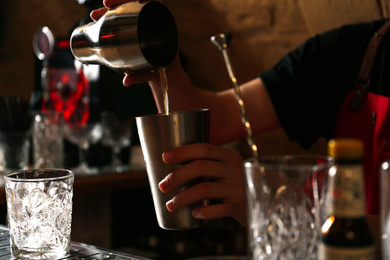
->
0;1;85;100
1;0;388;156
299;0;389;34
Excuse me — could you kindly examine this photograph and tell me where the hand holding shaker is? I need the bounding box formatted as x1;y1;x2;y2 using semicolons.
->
136;109;210;230
70;1;178;73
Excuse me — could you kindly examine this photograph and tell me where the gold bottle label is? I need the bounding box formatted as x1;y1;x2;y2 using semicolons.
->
326;164;366;217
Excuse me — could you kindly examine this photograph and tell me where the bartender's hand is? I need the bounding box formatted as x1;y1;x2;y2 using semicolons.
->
91;0;163;21
90;0;191;114
91;1;145;22
158;143;247;226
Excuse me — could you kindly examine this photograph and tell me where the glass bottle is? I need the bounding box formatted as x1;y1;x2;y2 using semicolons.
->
319;138;375;259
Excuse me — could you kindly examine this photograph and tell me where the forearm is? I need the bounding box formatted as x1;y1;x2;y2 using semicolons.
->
148;64;280;145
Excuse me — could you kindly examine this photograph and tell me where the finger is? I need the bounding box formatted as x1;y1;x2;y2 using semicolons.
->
165;181;243;212
90;7;108;21
165;181;246;225
160;144;244;192
163;143;241;164
103;0;136;8
122;53;180;86
123;71;159;87
159;159;234;192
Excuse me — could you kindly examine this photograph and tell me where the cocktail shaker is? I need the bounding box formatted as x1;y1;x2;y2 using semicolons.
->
70;1;178;74
136;109;210;230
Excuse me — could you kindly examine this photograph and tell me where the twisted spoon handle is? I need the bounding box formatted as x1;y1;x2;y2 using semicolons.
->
211;33;259;160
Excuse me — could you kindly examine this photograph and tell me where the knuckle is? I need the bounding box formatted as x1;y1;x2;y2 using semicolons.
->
197;182;213;197
191;159;216;176
196;143;214;156
164;171;177;187
170;195;180;208
228;148;244;161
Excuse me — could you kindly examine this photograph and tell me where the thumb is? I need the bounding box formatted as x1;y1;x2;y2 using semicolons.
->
123;71;159;87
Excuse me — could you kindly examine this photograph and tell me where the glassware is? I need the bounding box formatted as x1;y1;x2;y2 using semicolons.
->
245;155;333;260
0;131;29;174
381;160;390;259
101;112;131;173
64;122;102;175
320;139;375;259
4;169;74;259
33;111;64;168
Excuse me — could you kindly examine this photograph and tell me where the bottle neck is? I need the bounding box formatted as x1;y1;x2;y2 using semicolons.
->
326;162;366;217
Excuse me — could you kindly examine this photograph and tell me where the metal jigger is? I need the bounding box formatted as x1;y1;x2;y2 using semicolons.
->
70;1;178;74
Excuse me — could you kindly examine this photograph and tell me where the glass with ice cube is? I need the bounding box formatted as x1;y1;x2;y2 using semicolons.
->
4;169;74;259
245;156;333;260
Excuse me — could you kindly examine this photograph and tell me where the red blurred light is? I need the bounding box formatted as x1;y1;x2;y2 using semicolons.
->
57;40;70;49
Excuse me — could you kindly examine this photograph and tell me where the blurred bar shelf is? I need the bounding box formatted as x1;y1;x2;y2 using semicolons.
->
74;167;148;195
0;167;149;205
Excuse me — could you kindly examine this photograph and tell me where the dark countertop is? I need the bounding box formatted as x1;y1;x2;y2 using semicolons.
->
0;225;152;260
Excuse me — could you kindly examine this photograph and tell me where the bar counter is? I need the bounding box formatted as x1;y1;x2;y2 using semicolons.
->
0;157;151;252
0;161;249;259
0;153;382;259
0;225;152;259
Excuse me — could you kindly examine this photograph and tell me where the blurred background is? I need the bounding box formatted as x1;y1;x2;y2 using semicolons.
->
1;0;388;156
0;0;388;259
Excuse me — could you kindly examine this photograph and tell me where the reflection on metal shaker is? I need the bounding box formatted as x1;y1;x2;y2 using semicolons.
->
136;109;210;230
70;1;178;74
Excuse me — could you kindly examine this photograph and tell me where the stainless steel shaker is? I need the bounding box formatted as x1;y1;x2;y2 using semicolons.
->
136;109;210;230
70;1;178;73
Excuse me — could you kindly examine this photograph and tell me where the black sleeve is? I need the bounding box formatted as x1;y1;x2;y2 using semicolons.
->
260;20;383;149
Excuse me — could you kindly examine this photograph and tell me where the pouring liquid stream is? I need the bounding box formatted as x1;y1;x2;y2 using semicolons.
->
159;35;258;160
158;67;170;115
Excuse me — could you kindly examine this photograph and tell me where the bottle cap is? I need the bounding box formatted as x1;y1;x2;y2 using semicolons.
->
328;138;363;161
